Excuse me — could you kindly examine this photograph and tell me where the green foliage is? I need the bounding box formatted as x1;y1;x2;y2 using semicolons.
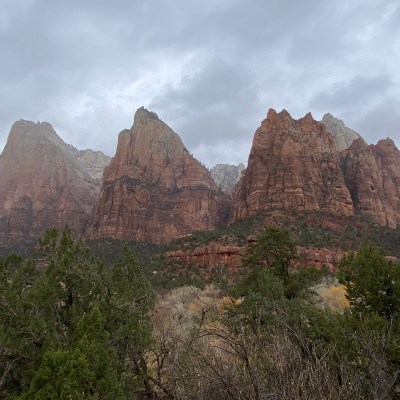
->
243;226;297;281
220;231;400;398
26;307;123;400
338;242;400;318
239;226;324;300
337;242;400;391
0;227;154;399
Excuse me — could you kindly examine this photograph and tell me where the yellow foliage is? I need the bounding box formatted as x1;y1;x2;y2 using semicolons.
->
319;284;349;311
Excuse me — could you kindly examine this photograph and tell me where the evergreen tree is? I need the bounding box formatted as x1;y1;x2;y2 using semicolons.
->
0;227;154;399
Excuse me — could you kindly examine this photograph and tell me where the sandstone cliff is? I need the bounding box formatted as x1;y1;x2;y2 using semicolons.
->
232;109;354;222
164;241;344;272
211;163;245;194
341;138;400;227
0;120;110;244
87;107;229;244
321;113;364;151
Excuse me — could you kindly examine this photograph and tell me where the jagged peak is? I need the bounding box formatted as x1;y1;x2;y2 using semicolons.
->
322;113;346;126
11;119;56;135
133;106;160;125
4;119;67;155
279;109;291;118
299;112;314;123
266;108;277;119
321;113;364;151
375;137;398;150
265;108;294;123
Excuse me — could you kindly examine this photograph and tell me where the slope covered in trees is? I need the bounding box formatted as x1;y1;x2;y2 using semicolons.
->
1;227;399;399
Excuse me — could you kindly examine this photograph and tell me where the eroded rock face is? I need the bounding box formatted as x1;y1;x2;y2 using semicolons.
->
87;107;229;244
232;109;354;222
296;246;345;271
341;138;400;227
0;120;110;244
211;163;245;194
321;113;364;151
164;242;344;272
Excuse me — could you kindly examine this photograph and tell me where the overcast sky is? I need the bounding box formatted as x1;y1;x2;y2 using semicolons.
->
1;0;399;167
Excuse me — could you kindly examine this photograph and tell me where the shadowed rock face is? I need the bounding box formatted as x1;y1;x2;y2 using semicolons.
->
341;138;400;228
0;120;110;244
232;109;354;222
321;113;364;151
87;107;229;244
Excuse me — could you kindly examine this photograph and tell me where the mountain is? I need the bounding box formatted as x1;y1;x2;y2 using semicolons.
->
321;113;364;151
210;163;245;194
87;107;229;244
0;120;110;244
341;138;400;228
232;109;354;222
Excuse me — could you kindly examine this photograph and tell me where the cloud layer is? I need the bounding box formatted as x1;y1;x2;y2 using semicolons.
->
1;0;399;166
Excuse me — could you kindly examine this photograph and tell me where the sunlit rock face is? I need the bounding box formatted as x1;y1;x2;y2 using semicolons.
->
87;107;229;244
0;120;110;244
232;109;354;222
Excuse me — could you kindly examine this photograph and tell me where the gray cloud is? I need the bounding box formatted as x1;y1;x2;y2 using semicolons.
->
1;0;399;166
310;75;394;112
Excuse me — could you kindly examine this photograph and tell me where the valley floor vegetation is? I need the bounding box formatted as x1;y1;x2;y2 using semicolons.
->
1;226;399;399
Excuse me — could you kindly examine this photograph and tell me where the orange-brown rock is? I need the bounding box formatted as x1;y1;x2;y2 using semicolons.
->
0;120;110;244
165;242;247;269
164;242;344;272
296;246;345;272
232;109;354;222
341;138;400;227
87;107;229;244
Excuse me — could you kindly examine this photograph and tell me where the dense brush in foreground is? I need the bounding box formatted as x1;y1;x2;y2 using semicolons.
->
0;227;399;399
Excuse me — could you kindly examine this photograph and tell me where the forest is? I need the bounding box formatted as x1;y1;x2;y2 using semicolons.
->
0;226;399;399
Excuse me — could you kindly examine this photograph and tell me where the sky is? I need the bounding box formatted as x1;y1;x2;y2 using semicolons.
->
0;0;399;167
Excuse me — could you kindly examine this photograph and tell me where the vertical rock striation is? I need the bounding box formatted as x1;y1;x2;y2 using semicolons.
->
341;138;400;227
87;107;229;244
0;120;110;244
232;109;354;222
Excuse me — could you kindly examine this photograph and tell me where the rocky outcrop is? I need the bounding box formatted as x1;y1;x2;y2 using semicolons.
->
165;243;246;269
0;120;110;244
341;138;400;227
87;107;229;244
164;241;344;272
211;163;245;194
232;109;354;222
321;113;364;151
297;246;345;271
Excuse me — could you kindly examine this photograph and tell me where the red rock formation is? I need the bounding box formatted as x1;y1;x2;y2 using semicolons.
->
165;243;246;269
341;138;400;227
87;107;229;244
164;242;344;272
0;120;110;244
232;109;354;222
296;246;345;272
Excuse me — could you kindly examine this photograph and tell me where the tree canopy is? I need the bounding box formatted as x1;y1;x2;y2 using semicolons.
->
0;227;154;399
